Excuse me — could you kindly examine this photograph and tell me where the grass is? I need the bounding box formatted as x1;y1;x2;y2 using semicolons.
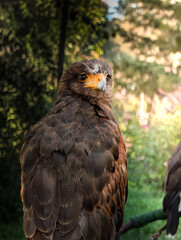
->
0;218;24;240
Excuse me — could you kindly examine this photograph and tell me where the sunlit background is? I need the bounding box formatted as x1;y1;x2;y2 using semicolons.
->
0;0;181;239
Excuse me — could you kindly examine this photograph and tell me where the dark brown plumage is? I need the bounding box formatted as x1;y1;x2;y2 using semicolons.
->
163;141;181;237
20;59;128;240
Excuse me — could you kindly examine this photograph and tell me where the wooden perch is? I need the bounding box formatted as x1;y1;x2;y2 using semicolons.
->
120;209;168;235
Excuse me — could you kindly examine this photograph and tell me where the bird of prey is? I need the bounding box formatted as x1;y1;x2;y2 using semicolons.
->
163;141;181;238
20;59;128;240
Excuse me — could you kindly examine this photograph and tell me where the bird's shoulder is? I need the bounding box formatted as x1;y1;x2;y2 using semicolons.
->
20;95;119;175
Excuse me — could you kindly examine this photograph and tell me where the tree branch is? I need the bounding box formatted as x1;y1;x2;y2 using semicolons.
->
57;0;69;85
120;209;168;235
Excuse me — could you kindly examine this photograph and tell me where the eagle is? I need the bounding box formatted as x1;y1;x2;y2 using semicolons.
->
20;59;128;240
163;141;181;238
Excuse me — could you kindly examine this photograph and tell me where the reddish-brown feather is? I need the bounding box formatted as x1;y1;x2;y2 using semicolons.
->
98;124;127;231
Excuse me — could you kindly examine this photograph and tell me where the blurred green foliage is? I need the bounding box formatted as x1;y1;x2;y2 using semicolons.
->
126;113;180;189
112;90;181;239
0;0;108;223
110;0;181;197
0;6;51;221
104;0;181;96
113;96;181;190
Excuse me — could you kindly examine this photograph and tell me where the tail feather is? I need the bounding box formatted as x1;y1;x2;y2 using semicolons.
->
163;192;180;237
163;192;179;211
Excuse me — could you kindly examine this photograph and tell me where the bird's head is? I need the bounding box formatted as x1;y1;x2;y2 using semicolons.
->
58;59;113;105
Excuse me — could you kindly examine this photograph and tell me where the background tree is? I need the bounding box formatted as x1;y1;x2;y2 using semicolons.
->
0;0;108;226
104;0;181;95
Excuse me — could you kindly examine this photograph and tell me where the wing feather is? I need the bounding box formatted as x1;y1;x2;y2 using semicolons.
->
21;96;128;240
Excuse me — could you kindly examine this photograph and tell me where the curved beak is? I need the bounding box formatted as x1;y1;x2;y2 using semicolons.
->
84;73;107;92
97;77;106;92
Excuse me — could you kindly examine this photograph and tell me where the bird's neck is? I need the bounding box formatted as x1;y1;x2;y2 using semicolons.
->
54;92;114;122
56;90;112;108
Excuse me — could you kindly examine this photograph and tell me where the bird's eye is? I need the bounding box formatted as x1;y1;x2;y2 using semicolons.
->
79;73;87;82
106;74;111;83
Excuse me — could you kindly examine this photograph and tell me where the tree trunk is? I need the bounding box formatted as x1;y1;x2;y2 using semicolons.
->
57;0;69;85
